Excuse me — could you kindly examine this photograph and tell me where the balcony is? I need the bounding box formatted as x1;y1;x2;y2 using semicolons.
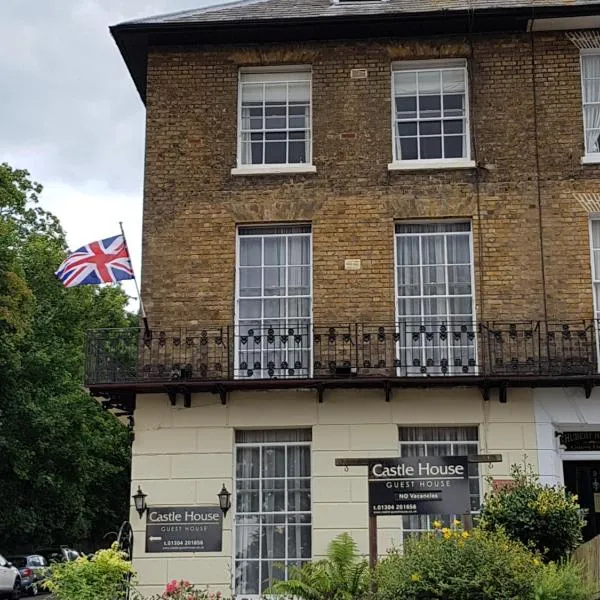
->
85;320;599;408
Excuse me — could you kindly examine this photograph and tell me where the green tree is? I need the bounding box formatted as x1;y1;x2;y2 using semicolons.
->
0;163;134;551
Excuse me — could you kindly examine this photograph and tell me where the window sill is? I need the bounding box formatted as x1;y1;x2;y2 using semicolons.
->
582;155;600;165
387;160;476;171
231;165;317;176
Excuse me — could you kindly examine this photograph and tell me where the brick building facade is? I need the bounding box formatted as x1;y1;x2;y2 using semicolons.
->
88;2;600;595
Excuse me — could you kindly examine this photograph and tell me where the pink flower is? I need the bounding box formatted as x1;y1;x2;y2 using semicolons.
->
165;580;179;595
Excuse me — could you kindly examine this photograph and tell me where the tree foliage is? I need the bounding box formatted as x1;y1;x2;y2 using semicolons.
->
0;162;134;551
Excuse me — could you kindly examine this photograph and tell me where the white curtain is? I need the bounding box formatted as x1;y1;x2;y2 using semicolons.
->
583;55;600;154
234;430;311;595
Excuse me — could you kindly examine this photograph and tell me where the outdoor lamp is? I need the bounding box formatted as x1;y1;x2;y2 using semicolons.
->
218;483;232;517
133;485;148;518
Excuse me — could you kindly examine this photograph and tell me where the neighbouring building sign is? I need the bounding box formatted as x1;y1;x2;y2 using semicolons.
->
145;506;223;553
559;431;600;451
368;456;470;517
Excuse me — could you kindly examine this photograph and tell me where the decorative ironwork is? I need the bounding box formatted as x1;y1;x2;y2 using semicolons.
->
84;320;599;386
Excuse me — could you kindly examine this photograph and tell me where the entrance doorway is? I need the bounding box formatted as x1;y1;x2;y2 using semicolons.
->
563;461;600;542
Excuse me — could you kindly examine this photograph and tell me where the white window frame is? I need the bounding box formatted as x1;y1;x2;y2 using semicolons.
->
581;50;600;164
389;59;475;171
393;221;478;376
233;432;312;599
235;225;313;380
588;218;600;369
232;66;316;176
398;426;481;539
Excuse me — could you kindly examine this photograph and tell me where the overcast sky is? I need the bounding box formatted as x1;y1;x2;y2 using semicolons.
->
0;0;217;308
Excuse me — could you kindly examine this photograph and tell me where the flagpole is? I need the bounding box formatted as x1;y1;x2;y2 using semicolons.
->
119;222;150;339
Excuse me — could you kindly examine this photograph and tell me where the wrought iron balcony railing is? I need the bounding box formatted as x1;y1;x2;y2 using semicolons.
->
84;320;598;387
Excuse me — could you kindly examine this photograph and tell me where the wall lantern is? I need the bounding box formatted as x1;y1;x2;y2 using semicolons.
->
218;483;232;517
133;485;148;518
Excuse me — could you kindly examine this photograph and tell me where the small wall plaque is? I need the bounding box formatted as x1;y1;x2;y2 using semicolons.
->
344;259;361;271
350;68;368;79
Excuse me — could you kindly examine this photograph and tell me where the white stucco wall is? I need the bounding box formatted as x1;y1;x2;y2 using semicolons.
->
535;387;600;487
129;386;537;596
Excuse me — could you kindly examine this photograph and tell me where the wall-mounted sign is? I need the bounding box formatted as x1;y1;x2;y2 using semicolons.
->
145;506;222;553
344;259;361;271
559;431;600;451
368;456;470;517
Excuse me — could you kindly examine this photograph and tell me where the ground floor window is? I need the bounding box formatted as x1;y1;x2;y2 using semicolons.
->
234;429;312;597
399;426;480;538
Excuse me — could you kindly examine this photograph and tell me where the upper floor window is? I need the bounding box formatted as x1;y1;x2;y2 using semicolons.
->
581;52;600;162
236;225;312;379
395;221;476;375
237;68;312;170
391;59;472;169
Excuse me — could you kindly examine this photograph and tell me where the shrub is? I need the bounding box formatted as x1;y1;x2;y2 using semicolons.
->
478;464;583;561
44;544;135;600
533;560;595;600
268;532;369;600
376;523;542;600
140;580;225;600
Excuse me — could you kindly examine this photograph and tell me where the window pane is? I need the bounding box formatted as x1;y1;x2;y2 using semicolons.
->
397;236;420;266
399;137;418;160
394;71;417;95
420;136;442;159
263;446;285;477
288;266;310;295
288;522;311;558
418;70;441;94
241;83;264;103
264;237;286;265
289;237;310;265
240;238;261;266
289;142;307;163
419;95;441;118
239;299;261;319
443;94;465;117
398;122;418;136
444;135;464;158
289;82;310;102
398;266;420;296
288;446;310;477
237;479;260;513
442;69;465;93
447;235;470;264
240;267;262;297
423;266;446;296
262;480;285;512
396;96;417;119
264;267;286;296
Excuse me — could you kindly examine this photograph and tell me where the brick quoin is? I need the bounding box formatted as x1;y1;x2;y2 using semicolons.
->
141;34;600;330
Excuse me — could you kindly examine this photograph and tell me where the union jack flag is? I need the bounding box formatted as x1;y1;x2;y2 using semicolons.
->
55;234;135;288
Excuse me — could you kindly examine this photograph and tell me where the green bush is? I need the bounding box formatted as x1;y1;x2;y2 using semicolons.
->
478;464;583;561
533;560;595;600
268;532;369;600
44;544;135;600
376;524;541;600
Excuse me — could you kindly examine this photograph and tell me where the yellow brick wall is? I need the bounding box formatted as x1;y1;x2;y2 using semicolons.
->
141;32;600;329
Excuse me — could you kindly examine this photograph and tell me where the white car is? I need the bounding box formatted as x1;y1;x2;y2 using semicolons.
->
0;554;21;599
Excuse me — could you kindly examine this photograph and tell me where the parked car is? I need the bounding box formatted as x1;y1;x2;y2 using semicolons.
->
5;556;47;597
34;547;80;565
0;554;21;599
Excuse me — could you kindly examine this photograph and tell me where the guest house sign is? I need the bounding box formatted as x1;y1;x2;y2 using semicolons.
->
368;456;470;516
145;506;222;553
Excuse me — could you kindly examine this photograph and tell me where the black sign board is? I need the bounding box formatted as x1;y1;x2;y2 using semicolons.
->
145;506;223;553
368;456;470;517
559;431;600;451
